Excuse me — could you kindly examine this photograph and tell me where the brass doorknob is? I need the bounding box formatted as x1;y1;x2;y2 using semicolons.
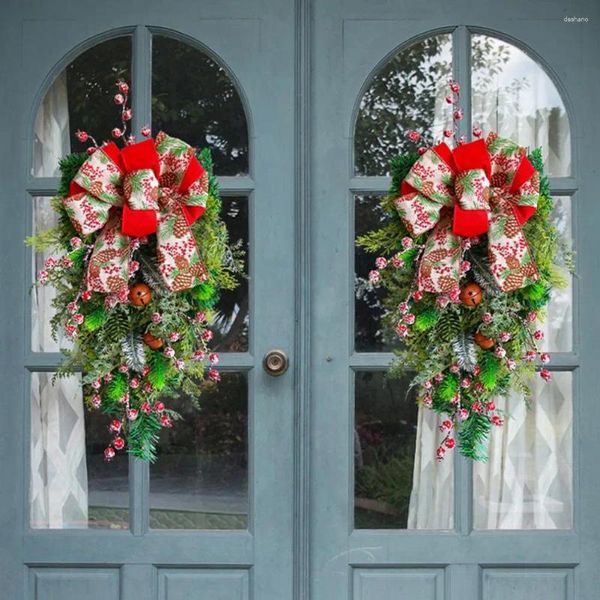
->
263;349;289;376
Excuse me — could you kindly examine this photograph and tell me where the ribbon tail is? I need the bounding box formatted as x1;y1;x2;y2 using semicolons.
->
86;212;130;294
156;204;208;292
417;214;462;294
487;204;540;292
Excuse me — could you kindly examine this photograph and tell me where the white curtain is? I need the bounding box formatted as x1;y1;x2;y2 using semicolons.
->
408;374;572;530
30;373;88;528
471;35;571;177
473;374;572;529
407;406;454;529
33;70;70;177
29;72;89;529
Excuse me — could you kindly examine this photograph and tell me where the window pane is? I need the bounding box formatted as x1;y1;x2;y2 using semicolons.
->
149;372;248;529
33;37;132;177
30;372;129;529
471;34;571;177
354;195;399;352
152;35;249;176
539;196;573;352
473;372;572;529
209;197;249;352
32;197;72;352
354;371;453;529
354;34;452;176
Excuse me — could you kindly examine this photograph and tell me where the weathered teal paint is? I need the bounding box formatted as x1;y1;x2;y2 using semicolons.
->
1;1;600;599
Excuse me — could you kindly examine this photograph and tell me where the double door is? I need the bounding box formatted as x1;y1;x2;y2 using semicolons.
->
0;1;599;599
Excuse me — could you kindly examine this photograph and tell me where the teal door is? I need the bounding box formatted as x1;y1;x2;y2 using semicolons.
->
1;1;600;599
0;2;297;599
310;1;600;599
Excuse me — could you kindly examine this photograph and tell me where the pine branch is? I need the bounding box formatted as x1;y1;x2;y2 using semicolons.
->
105;372;128;403
83;306;109;332
414;307;439;332
479;351;501;391
436;310;461;343
458;412;492;461
467;250;501;296
138;253;169;293
127;413;162;462
435;373;458;403
122;332;146;373
452;332;477;373
148;351;170;392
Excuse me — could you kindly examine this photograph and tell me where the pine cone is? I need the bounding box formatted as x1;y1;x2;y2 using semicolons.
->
420;181;435;198
424;248;449;264
172;273;193;292
438;276;458;293
173;213;189;238
503;215;521;238
504;272;523;291
506;256;521;270
420;261;432;277
89;181;103;198
107;275;127;293
491;173;508;189
123;177;132;199
160;172;177;189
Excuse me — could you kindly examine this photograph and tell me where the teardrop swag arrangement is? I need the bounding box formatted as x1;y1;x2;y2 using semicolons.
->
27;81;244;462
357;81;572;460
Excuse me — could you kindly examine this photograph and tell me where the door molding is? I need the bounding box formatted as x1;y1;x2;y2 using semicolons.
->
293;0;312;598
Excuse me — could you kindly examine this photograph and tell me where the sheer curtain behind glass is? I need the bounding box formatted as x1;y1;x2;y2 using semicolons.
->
30;374;88;528
30;73;89;528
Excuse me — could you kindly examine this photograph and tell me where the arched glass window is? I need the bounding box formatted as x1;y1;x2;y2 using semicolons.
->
353;30;573;531
29;31;250;531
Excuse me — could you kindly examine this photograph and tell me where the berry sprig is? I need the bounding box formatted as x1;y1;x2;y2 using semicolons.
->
73;80;152;154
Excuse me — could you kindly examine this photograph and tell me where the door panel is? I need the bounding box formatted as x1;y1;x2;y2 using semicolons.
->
311;1;599;599
0;2;296;599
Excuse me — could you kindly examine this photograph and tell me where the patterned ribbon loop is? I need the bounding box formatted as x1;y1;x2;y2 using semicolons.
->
394;133;540;294
62;132;210;294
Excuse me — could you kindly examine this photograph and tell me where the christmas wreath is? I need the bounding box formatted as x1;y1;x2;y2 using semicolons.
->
358;81;571;461
28;81;244;462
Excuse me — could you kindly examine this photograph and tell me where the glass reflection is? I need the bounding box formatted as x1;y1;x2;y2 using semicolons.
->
152;36;249;176
210;198;249;352
539;196;572;352
354;34;452;176
30;373;129;529
32;197;72;352
354;371;418;529
473;372;572;529
472;34;571;177
33;37;131;177
149;373;248;530
355;195;398;352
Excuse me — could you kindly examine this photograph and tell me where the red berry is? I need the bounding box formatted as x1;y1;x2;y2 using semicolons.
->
112;127;123;138
104;447;116;461
117;81;129;94
76;130;88;142
445;437;456;449
113;437;125;451
114;93;125;105
122;109;132;121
